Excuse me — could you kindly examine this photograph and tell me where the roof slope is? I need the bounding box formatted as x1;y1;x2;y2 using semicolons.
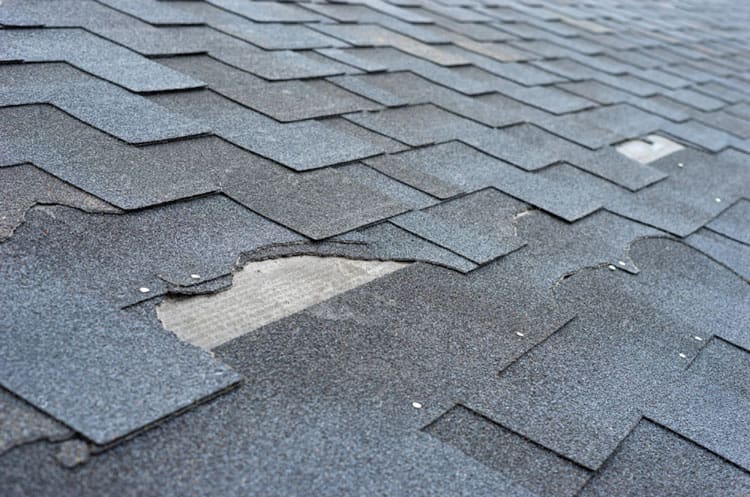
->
0;0;749;495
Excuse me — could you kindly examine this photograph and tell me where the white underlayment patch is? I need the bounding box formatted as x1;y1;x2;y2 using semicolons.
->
615;134;684;164
158;256;408;350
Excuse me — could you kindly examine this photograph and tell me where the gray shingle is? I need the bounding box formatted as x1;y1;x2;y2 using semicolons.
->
0;164;119;241
207;0;327;23
706;199;750;245
578;420;750;497
463;124;667;190
150;90;386;171
664;88;726;112
0;193;313;443
365;142;604;221
0;387;72;456
686;229;750;280
391;189;527;264
0;29;202;92
345;104;484;147
0;105;219;209
0;62;208;143
313;23;468;66
171;2;347;49
223;166;410;240
424;405;591;497
645;338;750;472
156;55;380;122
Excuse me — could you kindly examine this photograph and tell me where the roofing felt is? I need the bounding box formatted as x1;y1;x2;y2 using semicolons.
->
0;0;749;495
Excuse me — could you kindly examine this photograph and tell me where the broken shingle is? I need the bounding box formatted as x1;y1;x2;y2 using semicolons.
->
0;163;120;241
0;193;312;443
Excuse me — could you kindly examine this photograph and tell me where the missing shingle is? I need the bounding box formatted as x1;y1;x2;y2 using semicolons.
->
615;134;684;164
157;256;408;350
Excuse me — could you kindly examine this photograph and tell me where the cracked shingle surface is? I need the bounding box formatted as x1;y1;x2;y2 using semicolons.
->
1;0;750;495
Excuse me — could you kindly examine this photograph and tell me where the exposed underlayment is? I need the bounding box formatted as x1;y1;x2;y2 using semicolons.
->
1;0;749;495
616;134;685;163
158;256;407;349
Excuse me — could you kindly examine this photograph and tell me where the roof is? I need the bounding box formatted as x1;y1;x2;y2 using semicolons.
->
0;0;749;495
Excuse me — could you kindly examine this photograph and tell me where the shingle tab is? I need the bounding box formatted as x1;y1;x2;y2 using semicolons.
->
391;189;527;264
157;55;380;122
0;29;202;92
150;90;386;170
0;63;208;143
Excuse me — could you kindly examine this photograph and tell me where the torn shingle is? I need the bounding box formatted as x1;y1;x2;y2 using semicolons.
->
474;237;749;469
0;163;120;241
158;256;408;349
2;0;750;492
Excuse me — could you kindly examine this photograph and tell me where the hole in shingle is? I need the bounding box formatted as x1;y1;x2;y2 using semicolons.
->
157;256;408;350
615;134;684;164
